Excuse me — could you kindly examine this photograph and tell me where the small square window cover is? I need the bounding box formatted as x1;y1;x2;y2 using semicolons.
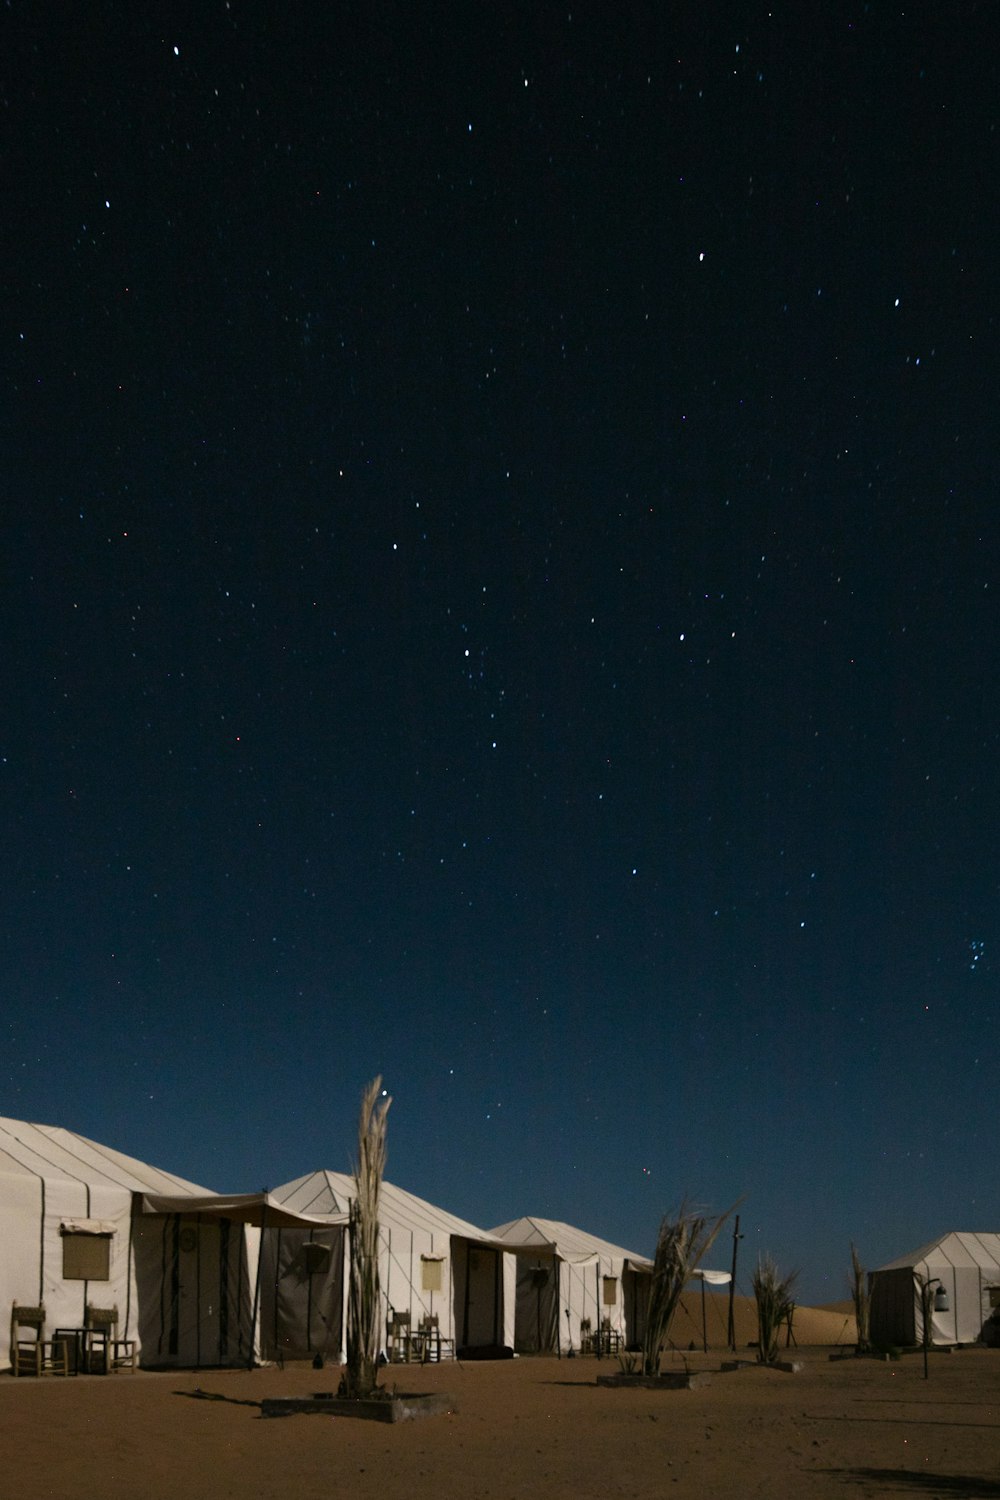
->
63;1233;112;1281
421;1257;444;1292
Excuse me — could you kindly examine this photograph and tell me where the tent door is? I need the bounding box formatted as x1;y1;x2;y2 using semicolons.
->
514;1258;557;1353
461;1247;501;1347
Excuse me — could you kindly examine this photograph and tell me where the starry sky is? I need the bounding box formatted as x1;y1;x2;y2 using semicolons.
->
3;3;998;1304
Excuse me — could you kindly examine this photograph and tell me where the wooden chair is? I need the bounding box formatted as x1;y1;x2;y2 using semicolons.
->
9;1304;70;1377
415;1313;454;1363
387;1311;412;1363
85;1305;138;1373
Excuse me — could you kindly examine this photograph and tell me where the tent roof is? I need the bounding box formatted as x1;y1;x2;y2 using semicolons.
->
875;1231;1000;1275
489;1215;651;1268
0;1116;212;1195
272;1170;503;1247
141;1191;347;1229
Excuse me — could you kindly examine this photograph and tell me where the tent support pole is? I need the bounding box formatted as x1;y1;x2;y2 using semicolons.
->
727;1215;742;1353
556;1259;561;1359
595;1263;601;1360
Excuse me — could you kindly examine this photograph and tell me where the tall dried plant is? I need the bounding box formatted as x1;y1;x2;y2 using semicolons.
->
340;1077;391;1400
849;1242;870;1351
752;1255;798;1364
642;1200;735;1377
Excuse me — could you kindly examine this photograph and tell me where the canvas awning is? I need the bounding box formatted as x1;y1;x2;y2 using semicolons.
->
692;1269;732;1286
140;1192;348;1229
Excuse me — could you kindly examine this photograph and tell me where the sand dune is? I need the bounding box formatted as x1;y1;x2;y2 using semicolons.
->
665;1291;857;1352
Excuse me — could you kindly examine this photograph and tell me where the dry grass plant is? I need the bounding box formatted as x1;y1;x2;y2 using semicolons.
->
340;1076;391;1400
642;1200;735;1377
752;1255;798;1364
849;1242;870;1352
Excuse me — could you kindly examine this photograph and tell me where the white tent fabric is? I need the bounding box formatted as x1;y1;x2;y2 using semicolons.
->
264;1171;516;1360
0;1115;213;1370
489;1216;652;1354
134;1191;344;1367
870;1231;1000;1347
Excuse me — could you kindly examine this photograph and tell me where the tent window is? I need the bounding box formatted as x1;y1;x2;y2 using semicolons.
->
302;1242;331;1275
988;1287;1000;1310
421;1256;444;1293
603;1276;618;1306
62;1232;112;1281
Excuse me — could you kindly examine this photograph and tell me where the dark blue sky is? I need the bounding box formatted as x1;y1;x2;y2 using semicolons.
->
3;2;998;1302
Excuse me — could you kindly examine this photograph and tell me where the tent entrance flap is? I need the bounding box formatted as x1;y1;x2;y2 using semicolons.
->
514;1255;559;1353
259;1226;345;1363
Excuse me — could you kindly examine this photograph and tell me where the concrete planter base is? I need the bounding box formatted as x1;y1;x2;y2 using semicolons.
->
261;1391;455;1422
595;1371;712;1390
721;1359;803;1374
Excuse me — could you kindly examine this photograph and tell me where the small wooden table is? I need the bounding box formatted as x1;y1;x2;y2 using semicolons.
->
53;1328;89;1375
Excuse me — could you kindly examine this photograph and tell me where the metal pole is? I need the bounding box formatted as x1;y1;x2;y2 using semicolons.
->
727;1215;742;1353
701;1276;708;1353
919;1275;943;1381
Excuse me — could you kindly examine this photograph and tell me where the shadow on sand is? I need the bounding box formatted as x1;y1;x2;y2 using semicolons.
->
173;1388;262;1410
823;1470;1000;1496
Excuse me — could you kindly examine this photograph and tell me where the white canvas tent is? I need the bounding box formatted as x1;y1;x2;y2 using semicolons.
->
489;1216;652;1355
262;1171;516;1361
869;1232;1000;1348
0;1115;218;1370
0;1116;336;1371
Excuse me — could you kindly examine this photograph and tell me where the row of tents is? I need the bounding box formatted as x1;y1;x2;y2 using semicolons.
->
4;1114;999;1370
0;1115;653;1371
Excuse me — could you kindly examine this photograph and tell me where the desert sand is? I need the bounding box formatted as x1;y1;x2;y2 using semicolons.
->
3;1299;998;1500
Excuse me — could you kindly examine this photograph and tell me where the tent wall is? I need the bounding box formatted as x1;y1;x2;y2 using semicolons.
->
0;1169;137;1370
562;1254;630;1353
508;1249;633;1354
132;1210;255;1367
501;1248;517;1351
260;1223;511;1362
259;1225;345;1363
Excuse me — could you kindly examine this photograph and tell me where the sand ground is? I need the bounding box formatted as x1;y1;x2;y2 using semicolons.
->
3;1341;998;1500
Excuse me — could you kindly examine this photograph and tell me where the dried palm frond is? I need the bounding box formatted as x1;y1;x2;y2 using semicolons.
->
642;1199;736;1377
849;1242;870;1351
752;1255;798;1364
340;1077;391;1399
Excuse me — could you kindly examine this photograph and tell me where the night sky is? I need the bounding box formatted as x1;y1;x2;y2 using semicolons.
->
3;3;998;1303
